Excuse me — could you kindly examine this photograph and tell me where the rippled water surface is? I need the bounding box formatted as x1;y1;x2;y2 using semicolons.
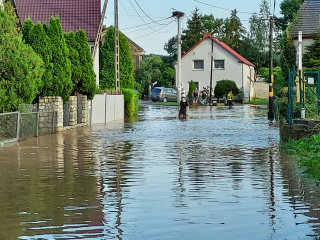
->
1;104;320;239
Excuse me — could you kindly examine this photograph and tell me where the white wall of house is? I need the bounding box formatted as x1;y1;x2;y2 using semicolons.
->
293;38;314;56
89;42;100;87
175;38;254;102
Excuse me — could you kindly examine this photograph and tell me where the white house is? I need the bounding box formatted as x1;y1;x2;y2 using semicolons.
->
175;33;255;102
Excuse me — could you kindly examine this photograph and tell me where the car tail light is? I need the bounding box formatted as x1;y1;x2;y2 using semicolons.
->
159;92;162;96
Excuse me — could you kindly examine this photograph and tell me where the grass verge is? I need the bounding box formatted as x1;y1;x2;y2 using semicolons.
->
247;98;268;105
282;134;320;181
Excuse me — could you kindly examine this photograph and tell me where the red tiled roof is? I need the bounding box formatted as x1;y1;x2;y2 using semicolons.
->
176;36;254;67
15;0;100;42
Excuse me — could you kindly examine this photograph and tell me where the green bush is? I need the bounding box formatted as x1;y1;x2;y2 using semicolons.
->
214;80;239;98
188;80;196;98
122;88;139;117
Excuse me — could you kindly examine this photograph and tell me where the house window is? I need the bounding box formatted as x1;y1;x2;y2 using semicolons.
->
214;60;225;69
193;60;204;70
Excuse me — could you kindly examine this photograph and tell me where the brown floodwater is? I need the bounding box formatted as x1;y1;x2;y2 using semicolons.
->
0;104;320;239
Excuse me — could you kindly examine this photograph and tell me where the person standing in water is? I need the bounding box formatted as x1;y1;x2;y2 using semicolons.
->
179;97;189;119
227;90;234;109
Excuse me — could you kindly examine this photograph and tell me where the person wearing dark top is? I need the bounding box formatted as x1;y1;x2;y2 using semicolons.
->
179;97;189;119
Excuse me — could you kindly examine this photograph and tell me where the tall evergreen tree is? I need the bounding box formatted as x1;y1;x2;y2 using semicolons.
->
0;3;43;112
222;10;246;53
303;32;320;70
21;18;33;44
100;27;135;89
46;17;72;102
75;29;96;99
27;22;53;96
182;8;204;53
64;32;81;95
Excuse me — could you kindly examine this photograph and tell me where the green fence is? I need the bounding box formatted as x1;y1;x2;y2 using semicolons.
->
286;67;320;125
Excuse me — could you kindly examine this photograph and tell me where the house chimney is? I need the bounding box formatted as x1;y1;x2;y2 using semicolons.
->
203;32;212;39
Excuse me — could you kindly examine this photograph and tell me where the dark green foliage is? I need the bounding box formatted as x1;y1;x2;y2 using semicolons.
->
0;3;44;112
75;30;96;100
182;8;204;52
21;18;33;44
303;32;320;71
276;0;304;31
188;80;197;98
47;17;72;102
279;30;296;84
64;32;82;94
214;80;239;98
121;88;139;117
100;27;135;90
27;22;53;96
162;67;174;87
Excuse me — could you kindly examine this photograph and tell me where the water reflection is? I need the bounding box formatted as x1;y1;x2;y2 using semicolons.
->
0;105;320;239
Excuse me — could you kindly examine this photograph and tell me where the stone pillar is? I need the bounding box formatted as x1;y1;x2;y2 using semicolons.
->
38;96;63;132
68;96;77;126
81;95;88;124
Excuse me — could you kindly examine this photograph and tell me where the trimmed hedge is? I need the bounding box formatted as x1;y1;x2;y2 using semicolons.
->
122;88;139;117
214;80;239;98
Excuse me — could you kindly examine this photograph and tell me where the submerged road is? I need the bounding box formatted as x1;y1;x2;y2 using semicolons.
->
0;104;320;239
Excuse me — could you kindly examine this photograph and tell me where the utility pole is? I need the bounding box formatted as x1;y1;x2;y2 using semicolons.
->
268;16;274;123
209;39;214;104
114;0;120;91
172;11;184;103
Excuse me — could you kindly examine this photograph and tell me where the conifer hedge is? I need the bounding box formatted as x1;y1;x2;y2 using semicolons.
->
100;27;135;90
0;3;43;112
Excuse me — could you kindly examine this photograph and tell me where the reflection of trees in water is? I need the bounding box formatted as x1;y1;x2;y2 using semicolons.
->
0;129;100;238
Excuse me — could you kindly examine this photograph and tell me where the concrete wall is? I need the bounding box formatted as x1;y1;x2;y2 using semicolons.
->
176;38;253;101
68;96;77;126
91;94;124;124
293;38;314;56
253;81;269;99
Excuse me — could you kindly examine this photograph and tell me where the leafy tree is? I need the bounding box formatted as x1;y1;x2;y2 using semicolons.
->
46;17;72;102
164;35;178;61
100;26;135;89
0;3;44;112
242;0;270;72
162;67;174;87
188;80;197;98
26;22;53;97
75;30;96;99
202;14;225;40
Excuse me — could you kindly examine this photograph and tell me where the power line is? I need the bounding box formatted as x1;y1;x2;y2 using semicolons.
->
133;0;168;25
194;0;255;15
130;20;176;40
121;17;172;30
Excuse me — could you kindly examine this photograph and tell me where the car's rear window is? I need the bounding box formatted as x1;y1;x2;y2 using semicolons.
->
152;88;161;93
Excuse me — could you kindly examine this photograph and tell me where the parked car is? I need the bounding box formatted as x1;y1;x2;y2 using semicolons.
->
151;87;178;102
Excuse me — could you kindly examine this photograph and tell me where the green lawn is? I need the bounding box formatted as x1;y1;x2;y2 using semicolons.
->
151;101;179;106
247;98;268;105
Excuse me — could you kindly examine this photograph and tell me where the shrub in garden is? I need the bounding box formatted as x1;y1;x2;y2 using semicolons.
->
214;80;239;98
122;88;139;117
188;80;197;98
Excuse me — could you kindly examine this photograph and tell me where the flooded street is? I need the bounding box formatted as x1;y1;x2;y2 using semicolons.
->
1;104;320;239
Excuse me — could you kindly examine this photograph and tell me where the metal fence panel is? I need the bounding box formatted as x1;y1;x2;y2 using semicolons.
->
0;112;19;143
19;112;38;140
77;95;83;124
63;102;70;126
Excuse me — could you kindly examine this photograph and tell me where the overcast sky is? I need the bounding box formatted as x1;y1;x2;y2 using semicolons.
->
104;0;281;55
